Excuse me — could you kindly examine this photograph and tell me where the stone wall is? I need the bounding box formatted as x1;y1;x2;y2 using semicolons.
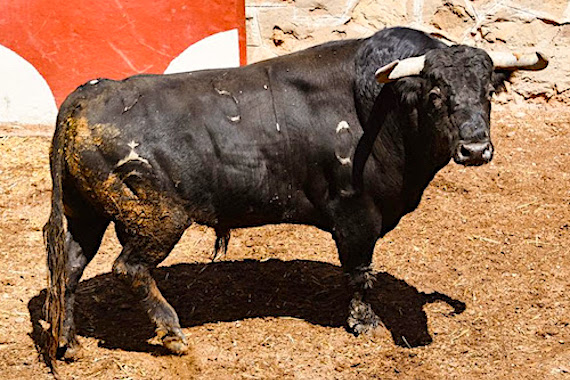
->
246;0;570;104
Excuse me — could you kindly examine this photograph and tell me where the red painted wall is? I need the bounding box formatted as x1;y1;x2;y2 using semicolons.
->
0;0;245;105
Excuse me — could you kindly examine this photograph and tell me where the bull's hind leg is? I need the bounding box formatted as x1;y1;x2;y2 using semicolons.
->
113;224;189;354
59;210;109;360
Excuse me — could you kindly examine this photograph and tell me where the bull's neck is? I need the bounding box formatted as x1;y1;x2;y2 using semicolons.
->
383;103;452;191
352;84;452;196
365;98;453;213
396;105;451;177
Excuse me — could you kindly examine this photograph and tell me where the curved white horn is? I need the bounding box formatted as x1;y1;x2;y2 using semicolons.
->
375;55;426;83
488;52;548;71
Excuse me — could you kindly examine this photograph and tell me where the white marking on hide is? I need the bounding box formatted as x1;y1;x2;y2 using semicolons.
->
116;142;149;167
127;141;139;149
276;123;280;132
122;96;140;113
215;87;239;105
228;115;241;122
263;84;268;90
336;120;350;133
125;170;142;178
215;88;231;96
89;79;99;85
116;150;150;167
336;154;352;166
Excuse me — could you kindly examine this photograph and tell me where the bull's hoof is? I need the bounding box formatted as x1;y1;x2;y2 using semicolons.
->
56;338;83;362
347;298;381;336
158;327;188;355
163;335;189;355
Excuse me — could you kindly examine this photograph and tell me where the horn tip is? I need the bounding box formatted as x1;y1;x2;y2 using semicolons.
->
375;60;400;83
534;52;549;70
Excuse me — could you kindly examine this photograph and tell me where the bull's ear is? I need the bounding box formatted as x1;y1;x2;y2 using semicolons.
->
393;77;423;105
491;70;513;94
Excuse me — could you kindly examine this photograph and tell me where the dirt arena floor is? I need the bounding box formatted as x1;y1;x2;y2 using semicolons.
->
0;107;568;379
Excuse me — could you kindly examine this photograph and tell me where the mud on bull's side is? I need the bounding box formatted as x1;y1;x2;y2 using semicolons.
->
44;26;547;374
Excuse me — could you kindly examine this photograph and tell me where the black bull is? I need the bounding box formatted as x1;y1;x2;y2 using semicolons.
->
43;27;546;366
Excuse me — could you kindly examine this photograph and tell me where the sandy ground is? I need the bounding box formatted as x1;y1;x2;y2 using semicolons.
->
0;107;568;379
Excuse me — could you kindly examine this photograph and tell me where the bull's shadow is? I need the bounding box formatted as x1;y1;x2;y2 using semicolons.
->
28;259;465;354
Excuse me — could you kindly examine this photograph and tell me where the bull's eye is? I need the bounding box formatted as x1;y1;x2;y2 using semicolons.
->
429;87;441;99
429;86;443;107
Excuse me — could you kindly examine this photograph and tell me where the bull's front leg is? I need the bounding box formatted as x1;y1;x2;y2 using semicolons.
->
330;197;383;335
345;264;380;334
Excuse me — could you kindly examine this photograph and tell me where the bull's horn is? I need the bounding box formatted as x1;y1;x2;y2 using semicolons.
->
488;52;548;71
375;55;426;83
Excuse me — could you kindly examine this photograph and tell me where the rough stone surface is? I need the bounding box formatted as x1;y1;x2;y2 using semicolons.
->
246;0;570;104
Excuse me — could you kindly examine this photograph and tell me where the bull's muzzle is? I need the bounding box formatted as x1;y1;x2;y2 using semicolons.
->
454;141;493;166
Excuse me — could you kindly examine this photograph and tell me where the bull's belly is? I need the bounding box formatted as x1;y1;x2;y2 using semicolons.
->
185;187;325;231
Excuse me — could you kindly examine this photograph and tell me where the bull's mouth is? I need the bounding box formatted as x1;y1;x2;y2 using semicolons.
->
453;141;494;166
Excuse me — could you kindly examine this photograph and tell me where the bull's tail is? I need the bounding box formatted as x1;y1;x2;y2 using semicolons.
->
43;116;69;373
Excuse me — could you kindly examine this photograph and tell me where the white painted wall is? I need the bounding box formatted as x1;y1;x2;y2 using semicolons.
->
164;29;240;74
0;44;58;125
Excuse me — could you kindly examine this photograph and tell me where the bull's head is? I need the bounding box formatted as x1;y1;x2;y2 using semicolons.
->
375;46;548;166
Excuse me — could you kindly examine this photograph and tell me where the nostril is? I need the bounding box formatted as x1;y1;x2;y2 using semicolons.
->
460;145;471;158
